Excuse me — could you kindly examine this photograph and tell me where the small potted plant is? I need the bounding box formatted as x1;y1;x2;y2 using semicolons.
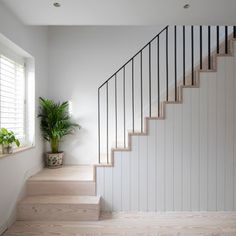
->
38;97;80;168
0;128;20;154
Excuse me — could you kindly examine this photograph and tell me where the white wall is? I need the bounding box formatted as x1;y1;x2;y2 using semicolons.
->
96;41;236;212
97;26;230;163
48;25;231;164
0;3;48;234
48;26;164;164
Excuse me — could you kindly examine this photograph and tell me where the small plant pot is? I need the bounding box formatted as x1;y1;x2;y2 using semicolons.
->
2;145;13;154
45;152;64;168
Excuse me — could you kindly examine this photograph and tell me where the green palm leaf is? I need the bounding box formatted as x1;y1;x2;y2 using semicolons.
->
38;97;80;153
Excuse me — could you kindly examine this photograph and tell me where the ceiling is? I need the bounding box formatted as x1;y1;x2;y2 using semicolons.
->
1;0;236;25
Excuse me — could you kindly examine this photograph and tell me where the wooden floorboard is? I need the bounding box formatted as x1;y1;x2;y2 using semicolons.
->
4;212;236;236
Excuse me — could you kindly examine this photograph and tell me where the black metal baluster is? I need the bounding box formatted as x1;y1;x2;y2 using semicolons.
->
166;28;169;101
216;26;219;54
123;67;126;148
183;26;186;85
234;26;236;38
174;25;177;101
132;59;134;132
191;25;194;85
157;36;160;117
140;51;143;132
98;88;100;164
115;74;117;148
149;43;152;116
208;26;211;70
98;25;173;163
106;82;109;163
200;25;203;69
225;26;228;54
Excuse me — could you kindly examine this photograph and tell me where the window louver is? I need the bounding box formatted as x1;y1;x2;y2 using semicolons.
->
0;55;25;140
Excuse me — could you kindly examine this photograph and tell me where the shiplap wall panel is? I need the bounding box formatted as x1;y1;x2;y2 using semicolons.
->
139;136;148;211
207;72;217;211
216;57;226;211
147;120;157;211
165;105;174;211
199;77;208;210
121;151;131;211
96;167;105;210
156;120;165;211
112;153;122;211
130;136;139;211
96;41;236;212
104;165;113;211
225;57;234;210
182;89;192;211
191;88;200;211
173;104;183;211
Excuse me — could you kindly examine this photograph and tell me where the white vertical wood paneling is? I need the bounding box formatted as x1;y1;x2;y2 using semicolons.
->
165;105;174;211
173;104;183;211
225;57;234;210
182;89;192;211
139;135;148;211
191;88;200;211
147;120;156;211
207;72;217;211
96;167;105;210
104;166;113;211
112;152;122;211
97;41;236;212
156;119;165;211
121;151;131;211
199;76;209;210
130;136;139;211
216;57;226;211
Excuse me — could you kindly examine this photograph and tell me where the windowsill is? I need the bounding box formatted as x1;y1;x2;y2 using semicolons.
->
0;145;35;159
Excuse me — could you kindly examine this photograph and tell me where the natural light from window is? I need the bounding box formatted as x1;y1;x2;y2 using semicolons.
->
0;55;25;141
0;33;35;151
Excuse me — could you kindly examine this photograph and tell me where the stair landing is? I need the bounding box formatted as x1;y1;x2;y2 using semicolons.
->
27;165;96;196
29;165;95;181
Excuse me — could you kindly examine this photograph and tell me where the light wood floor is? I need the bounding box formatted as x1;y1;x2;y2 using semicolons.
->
4;212;236;236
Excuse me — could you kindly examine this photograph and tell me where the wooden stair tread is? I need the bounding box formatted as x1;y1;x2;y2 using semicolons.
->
20;195;100;205
29;165;95;182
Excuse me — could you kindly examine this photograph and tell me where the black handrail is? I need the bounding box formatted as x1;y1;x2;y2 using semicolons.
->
98;26;169;89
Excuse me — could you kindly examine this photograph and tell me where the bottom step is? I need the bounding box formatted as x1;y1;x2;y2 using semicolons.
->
17;195;100;221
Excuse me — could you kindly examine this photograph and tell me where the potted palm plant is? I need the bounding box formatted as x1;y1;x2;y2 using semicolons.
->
0;128;20;154
38;97;79;168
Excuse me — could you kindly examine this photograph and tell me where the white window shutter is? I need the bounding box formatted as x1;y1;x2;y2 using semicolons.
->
0;55;25;141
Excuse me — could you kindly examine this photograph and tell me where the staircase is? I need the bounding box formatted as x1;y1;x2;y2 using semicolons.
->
98;25;236;165
96;25;236;212
17;166;101;221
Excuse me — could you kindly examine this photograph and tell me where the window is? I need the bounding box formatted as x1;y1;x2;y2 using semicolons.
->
0;34;35;150
0;54;26;142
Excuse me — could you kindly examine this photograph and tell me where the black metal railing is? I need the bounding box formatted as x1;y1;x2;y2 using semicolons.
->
98;25;236;164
